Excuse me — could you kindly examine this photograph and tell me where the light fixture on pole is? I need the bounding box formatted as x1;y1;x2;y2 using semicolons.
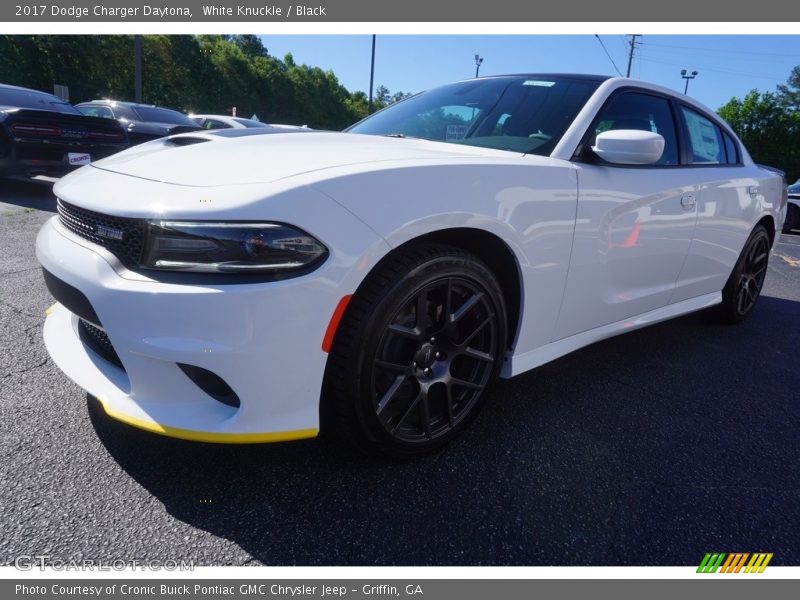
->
681;69;698;95
474;54;484;78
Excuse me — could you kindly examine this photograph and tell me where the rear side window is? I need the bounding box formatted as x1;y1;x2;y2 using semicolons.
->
202;119;231;130
591;92;679;166
77;105;115;119
722;131;740;164
681;106;727;165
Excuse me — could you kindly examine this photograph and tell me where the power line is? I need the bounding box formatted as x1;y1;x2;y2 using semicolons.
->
639;46;798;65
594;35;622;76
642;41;800;58
638;56;787;82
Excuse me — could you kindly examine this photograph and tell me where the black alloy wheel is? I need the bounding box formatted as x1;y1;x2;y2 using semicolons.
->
717;224;771;324
371;277;498;443
323;243;508;458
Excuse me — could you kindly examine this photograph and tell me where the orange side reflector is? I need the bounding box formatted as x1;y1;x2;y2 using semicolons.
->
322;294;353;353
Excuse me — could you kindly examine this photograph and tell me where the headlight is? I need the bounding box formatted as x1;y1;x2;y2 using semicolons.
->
141;221;328;274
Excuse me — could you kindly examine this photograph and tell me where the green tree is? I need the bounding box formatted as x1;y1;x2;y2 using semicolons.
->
718;89;800;182
777;65;800;112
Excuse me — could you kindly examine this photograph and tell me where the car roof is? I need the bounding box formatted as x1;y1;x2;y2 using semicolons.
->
454;73;613;84
0;82;62;98
78;99;178;110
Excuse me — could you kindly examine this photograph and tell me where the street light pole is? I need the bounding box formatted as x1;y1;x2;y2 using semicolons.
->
368;35;376;114
134;34;142;103
681;69;698;94
474;54;484;78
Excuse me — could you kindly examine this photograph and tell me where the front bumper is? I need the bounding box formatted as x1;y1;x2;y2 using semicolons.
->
36;216;342;442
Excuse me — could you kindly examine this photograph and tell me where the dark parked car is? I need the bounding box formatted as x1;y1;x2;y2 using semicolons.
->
0;84;128;181
784;179;799;232
76;100;202;145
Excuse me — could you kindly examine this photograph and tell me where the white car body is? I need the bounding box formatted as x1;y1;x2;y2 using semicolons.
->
190;114;307;130
37;76;786;445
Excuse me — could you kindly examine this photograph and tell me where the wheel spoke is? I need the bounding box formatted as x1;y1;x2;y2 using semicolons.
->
444;279;453;324
737;286;748;313
376;375;408;416
451;377;484;391
415;288;429;331
450;292;483;324
461;346;494;363
458;313;494;348
751;251;768;268
375;358;411;374
420;395;432;439
445;385;455;427
388;323;423;341
392;389;424;434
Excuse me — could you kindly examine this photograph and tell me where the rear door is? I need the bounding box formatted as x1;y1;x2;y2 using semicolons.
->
553;90;700;340
669;104;768;302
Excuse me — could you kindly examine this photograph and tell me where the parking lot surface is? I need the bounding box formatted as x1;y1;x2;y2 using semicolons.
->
1;182;798;566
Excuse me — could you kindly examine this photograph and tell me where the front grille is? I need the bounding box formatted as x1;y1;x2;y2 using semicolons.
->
77;319;124;370
57;199;145;269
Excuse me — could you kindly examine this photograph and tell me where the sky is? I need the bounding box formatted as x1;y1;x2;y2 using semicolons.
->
259;35;800;111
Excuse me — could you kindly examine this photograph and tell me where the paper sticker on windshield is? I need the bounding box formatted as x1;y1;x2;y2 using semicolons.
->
446;124;468;141
523;80;556;87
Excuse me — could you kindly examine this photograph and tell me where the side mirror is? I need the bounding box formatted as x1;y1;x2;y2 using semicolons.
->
591;130;665;165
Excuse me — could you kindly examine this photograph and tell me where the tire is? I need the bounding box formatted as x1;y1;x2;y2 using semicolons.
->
322;243;508;459
715;224;771;324
783;203;799;233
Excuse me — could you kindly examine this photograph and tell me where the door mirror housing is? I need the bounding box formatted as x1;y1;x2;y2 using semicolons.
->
591;130;665;165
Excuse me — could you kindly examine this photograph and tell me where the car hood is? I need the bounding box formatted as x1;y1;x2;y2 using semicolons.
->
89;131;520;187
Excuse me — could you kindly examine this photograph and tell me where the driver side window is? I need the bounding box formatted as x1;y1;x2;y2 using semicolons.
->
593;92;679;166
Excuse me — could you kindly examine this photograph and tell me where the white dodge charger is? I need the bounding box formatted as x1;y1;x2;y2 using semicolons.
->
37;75;787;457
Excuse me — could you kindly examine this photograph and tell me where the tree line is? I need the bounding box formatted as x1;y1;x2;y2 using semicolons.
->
718;67;800;184
1;35;798;181
0;34;408;130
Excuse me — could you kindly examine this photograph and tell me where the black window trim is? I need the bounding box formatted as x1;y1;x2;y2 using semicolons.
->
571;85;744;169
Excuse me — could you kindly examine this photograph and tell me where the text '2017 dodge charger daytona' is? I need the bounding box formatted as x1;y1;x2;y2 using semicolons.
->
37;75;786;458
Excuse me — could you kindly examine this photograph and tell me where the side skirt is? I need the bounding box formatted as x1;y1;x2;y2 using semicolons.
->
501;292;721;378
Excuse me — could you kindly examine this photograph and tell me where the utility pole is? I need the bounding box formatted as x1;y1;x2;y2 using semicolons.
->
625;34;640;78
134;34;142;103
368;35;376;114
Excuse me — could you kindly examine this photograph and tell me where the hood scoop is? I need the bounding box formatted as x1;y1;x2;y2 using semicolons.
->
165;135;211;147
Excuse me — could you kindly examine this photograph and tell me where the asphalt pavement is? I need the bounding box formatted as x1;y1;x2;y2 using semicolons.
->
1;182;798;566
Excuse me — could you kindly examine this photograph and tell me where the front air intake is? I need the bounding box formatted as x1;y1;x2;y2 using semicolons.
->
177;363;240;408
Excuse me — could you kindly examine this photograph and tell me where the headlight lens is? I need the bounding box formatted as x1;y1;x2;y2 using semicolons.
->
142;221;328;274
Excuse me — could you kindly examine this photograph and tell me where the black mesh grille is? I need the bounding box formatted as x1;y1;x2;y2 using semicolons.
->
57;199;145;269
77;319;124;370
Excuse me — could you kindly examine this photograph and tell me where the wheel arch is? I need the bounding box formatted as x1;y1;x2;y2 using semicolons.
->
338;227;524;354
756;213;776;245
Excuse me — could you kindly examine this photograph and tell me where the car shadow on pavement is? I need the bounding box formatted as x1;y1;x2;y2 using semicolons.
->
88;295;800;566
0;181;57;212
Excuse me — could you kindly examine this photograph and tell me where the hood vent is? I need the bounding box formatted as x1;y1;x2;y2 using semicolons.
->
166;136;211;147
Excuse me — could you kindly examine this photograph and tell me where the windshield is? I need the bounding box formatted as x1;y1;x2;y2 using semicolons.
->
0;87;82;115
133;106;197;126
347;76;601;155
233;118;269;128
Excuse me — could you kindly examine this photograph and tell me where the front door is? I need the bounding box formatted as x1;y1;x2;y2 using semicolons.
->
553;90;699;340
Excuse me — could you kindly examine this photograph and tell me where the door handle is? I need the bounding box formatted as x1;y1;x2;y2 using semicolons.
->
681;194;696;210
